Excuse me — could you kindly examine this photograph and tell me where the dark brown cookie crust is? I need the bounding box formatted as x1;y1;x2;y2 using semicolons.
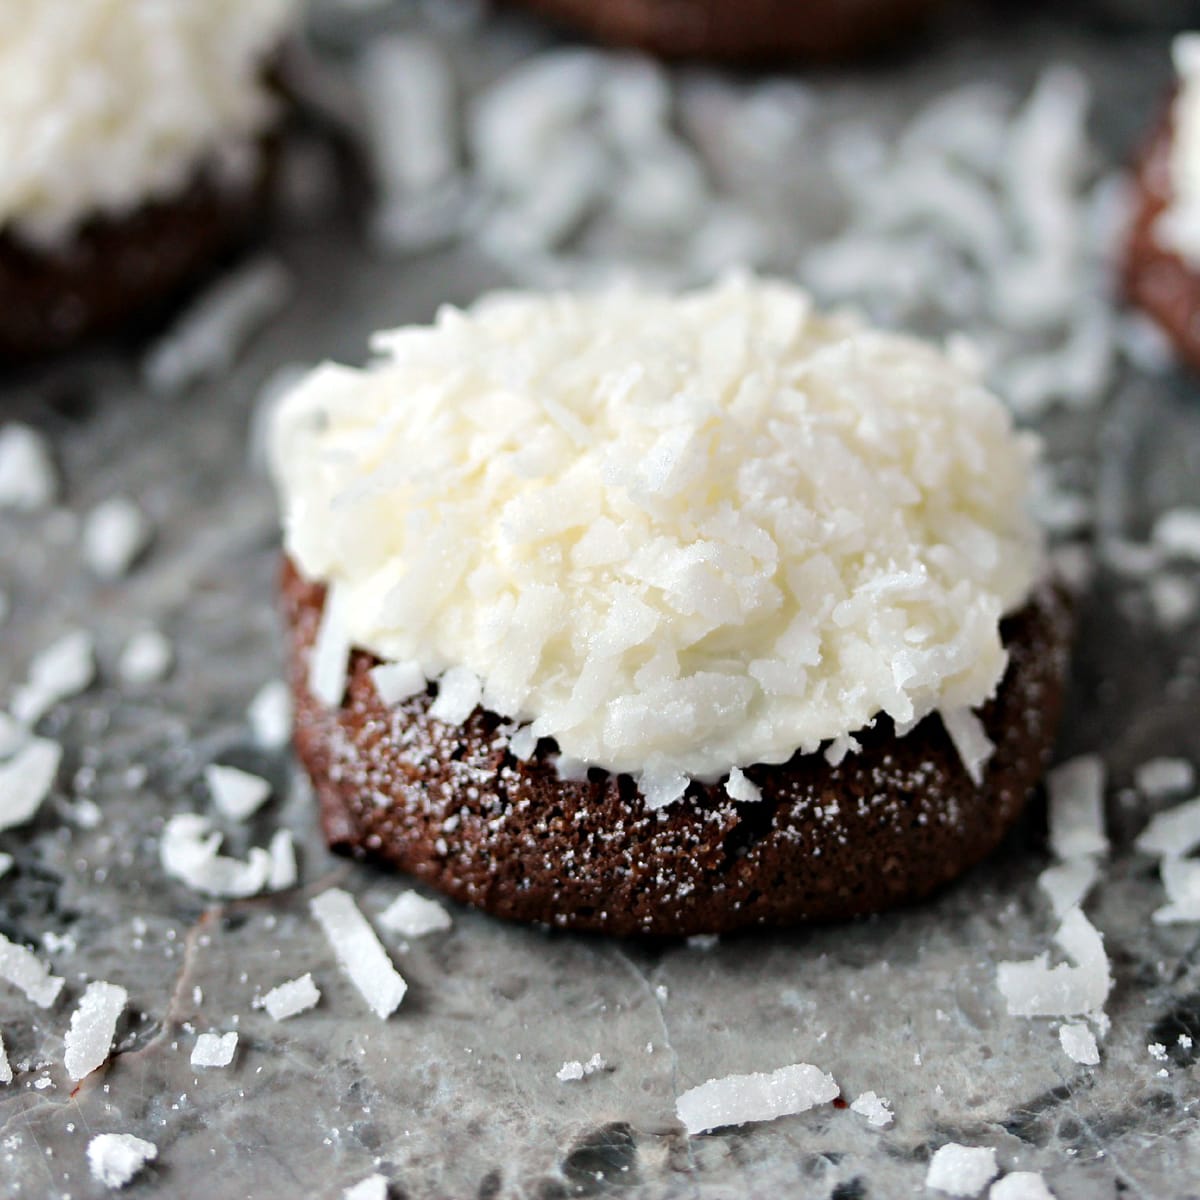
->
1124;105;1200;372
508;0;943;62
0;154;274;362
283;557;1071;937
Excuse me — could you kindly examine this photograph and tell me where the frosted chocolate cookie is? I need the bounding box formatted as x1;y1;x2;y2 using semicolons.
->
1126;35;1200;371
507;0;943;62
271;277;1070;936
0;0;297;360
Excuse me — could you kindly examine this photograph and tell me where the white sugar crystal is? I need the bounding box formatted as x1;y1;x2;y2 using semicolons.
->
0;1030;11;1083
0;932;64;1008
12;629;95;723
143;257;292;394
989;1172;1055;1200
64;980;127;1080
0;737;61;831
310;584;351;708
205;764;271;822
1038;858;1098;919
1134;758;1195;799
1046;756;1107;859
925;1143;998;1196
117;629;173;686
1059;1022;1099;1065
310;888;406;1019
160;813;272;898
724;767;762;803
556;1059;585;1082
262;973;320;1021
1153;856;1200;924
429;666;481;724
676;1062;839;1136
942;708;995;786
0;852;11;879
248;680;292;748
344;1175;389;1200
1136;797;1200;859
191;1031;237;1068
87;1133;157;1189
849;1090;893;1127
997;908;1111;1017
369;661;426;706
81;498;151;579
379;891;452;938
0;425;56;510
267;829;298;891
1152;507;1200;562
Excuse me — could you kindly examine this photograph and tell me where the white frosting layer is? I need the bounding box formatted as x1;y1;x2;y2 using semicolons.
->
1161;34;1200;266
0;0;296;245
272;276;1042;785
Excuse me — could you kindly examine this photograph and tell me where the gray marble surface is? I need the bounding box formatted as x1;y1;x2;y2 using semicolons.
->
3;5;1200;1198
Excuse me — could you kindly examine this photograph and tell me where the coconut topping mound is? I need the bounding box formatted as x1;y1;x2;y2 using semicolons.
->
0;0;296;246
273;276;1043;787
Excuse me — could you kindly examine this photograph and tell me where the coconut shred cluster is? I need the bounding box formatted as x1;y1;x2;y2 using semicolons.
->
272;276;1043;807
0;0;295;247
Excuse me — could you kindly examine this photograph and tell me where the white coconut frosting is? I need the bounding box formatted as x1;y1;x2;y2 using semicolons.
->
272;276;1043;795
0;0;297;247
1160;33;1200;266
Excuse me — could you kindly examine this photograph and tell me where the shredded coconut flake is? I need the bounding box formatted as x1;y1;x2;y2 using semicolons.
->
0;1030;11;1083
1134;757;1195;799
1152;506;1200;561
369;661;427;706
64;980;127;1080
310;888;407;1019
1153;856;1200;924
309;582;351;708
267;828;298;891
849;1090;893;1127
1046;755;1107;859
191;1031;238;1068
248;679;293;748
81;498;152;579
675;1062;839;1136
12;629;95;723
344;1175;389;1200
0;852;11;879
117;630;173;686
1136;797;1200;859
1037;858;1098;919
428;665;482;725
87;1133;158;1190
160;813;272;898
205;764;272;822
0;424;57;510
0;932;65;1009
379;891;452;938
997;908;1111;1017
556;1052;606;1083
0;737;61;832
724;766;762;802
261;973;320;1021
988;1172;1056;1200
1058;1022;1099;1065
941;708;996;786
925;1143;999;1196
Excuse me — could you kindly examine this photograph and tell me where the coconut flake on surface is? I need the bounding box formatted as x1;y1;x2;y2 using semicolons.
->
0;932;65;1008
87;1133;157;1190
1059;1021;1099;1065
0;852;11;879
344;1174;389;1200
1134;757;1195;799
1153;856;1200;924
369;660;427;706
0;424;57;510
989;1172;1055;1200
64;980;127;1080
925;1143;999;1196
160;813;272;898
12;629;95;723
675;1062;839;1136
0;1030;11;1083
849;1090;893;1127
261;973;321;1021
248;679;293;748
117;630;173;686
81;497;152;579
1152;506;1200;562
310;888;407;1019
379;891;452;938
724;767;762;803
143;257;292;394
941;708;995;786
1136;797;1200;859
997;908;1111;1017
205;764;272;822
1046;756;1107;859
1038;858;1098;919
191;1031;237;1068
0;737;61;832
267;829;298;891
556;1052;606;1082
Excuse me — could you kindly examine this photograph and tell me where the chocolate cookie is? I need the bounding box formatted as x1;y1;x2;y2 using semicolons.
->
0;156;274;362
283;558;1072;937
508;0;943;61
1124;107;1200;371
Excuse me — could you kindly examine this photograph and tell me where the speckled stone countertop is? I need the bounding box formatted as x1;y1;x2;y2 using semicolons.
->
3;4;1200;1199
